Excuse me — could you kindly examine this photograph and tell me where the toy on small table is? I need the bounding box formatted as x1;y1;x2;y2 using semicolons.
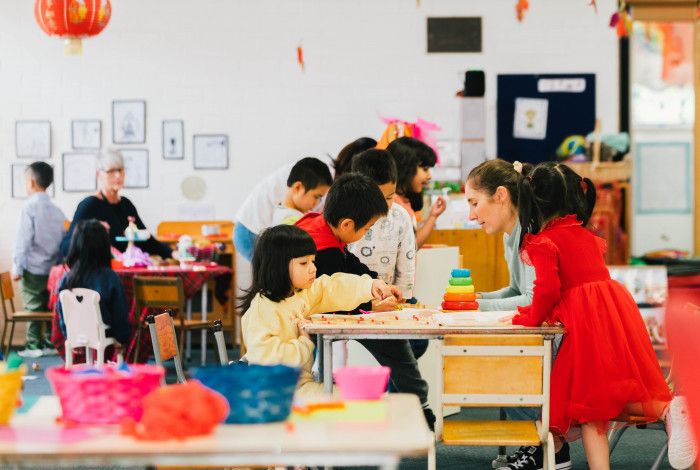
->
441;268;479;311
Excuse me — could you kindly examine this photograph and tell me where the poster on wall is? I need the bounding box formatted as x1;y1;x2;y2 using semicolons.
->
112;100;146;144
72;120;102;149
635;142;691;214
16;121;51;159
193;134;229;169
11;163;55;199
120;148;149;188
63;152;97;192
162;120;184;159
513;97;548;140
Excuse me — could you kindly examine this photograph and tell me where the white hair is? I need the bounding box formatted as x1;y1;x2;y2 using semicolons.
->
96;149;124;171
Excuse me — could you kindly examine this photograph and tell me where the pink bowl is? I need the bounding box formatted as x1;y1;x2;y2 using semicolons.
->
333;366;390;400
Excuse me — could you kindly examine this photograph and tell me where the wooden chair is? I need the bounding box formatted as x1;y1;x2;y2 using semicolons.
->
0;271;54;357
436;334;556;470
147;312;186;384
131;276;210;363
59;288;122;368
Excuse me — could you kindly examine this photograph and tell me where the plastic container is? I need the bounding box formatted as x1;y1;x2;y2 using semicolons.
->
0;366;25;425
46;364;163;424
192;363;299;424
333;366;390;400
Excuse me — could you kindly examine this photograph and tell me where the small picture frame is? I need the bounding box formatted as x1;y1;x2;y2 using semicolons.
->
72;120;102;149
15;120;51;159
120;148;149;188
112;100;146;144
63;152;97;192
162;120;184;159
12;163;56;199
193;134;229;170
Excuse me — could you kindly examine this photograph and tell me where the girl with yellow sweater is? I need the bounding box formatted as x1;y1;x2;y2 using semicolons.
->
239;225;399;396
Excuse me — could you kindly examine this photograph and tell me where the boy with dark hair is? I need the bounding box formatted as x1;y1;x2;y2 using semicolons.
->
295;173;435;430
348;149;416;303
13;162;65;357
272;157;333;226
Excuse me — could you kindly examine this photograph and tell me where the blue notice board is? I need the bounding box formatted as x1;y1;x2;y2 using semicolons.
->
496;74;596;164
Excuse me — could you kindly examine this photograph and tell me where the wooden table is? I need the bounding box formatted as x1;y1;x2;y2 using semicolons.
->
303;322;564;395
0;395;434;469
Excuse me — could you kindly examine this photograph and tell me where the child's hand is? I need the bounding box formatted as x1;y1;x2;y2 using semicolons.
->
430;196;447;218
388;284;402;301
498;312;515;324
11;274;21;281
371;279;393;300
372;296;398;312
294;318;311;339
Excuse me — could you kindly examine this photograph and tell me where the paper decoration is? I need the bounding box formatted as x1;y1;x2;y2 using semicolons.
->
11;163;55;199
120;148;149;188
16;121;51;159
635;142;691;214
72;120;101;149
112;100;146;144
63;152;97;192
162;120;184;159
193;134;229;170
513;97;548;140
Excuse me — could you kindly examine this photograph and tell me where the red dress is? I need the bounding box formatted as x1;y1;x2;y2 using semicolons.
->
513;215;671;436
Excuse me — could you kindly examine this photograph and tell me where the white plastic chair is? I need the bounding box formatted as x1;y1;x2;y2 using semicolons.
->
59;288;121;368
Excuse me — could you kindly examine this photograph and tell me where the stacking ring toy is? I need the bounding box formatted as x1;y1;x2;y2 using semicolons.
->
443;292;476;302
449;277;473;286
441;301;479;311
451;269;471;278
445;285;475;294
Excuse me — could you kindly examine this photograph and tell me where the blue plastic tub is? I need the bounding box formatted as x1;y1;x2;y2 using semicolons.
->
192;363;299;424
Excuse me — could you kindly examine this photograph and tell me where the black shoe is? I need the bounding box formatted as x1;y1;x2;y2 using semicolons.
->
506;446;537;464
422;407;436;432
497;443;572;470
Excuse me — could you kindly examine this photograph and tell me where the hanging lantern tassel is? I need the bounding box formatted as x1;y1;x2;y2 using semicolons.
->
297;45;305;72
589;0;597;13
516;0;529;22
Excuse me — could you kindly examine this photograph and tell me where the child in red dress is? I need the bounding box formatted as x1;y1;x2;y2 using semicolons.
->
499;162;695;470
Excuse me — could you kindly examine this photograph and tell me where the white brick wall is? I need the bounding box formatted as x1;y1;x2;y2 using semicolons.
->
0;0;619;279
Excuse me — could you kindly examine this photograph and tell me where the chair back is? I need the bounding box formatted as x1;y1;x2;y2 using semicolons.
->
133;276;185;315
0;272;14;321
59;288;107;349
147;312;185;384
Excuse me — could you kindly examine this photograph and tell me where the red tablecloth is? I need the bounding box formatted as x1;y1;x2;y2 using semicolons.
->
48;264;233;364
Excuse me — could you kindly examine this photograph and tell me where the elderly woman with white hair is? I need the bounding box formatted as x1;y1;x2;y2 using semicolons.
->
60;150;172;259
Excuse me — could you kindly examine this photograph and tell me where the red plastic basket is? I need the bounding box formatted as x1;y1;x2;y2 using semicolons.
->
46;364;163;425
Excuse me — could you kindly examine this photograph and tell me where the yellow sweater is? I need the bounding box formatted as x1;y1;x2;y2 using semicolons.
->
242;273;374;396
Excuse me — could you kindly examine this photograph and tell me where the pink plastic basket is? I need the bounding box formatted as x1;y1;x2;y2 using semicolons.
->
46;364;163;424
333;366;391;400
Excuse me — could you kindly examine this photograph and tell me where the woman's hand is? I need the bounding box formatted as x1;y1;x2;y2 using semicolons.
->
429;196;447;218
475;293;483;299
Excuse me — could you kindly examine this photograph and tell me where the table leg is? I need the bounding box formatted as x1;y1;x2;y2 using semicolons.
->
316;334;323;382
200;282;208;366
186;299;192;361
323;337;333;395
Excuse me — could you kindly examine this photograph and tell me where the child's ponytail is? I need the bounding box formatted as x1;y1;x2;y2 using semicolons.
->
517;175;541;246
580;177;597;226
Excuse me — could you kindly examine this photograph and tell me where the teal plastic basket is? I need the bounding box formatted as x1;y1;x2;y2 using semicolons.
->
192;363;299;424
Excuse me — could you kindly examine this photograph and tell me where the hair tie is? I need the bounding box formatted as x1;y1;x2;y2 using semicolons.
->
513;161;523;174
580;177;587;193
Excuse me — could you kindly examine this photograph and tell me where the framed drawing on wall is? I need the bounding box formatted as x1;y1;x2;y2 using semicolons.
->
16;120;51;159
112;100;146;144
162;120;184;159
120;148;149;188
63;152;97;192
72;120;102;149
11;163;55;199
193;134;228;170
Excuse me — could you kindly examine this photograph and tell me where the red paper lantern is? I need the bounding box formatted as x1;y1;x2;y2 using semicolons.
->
35;0;111;54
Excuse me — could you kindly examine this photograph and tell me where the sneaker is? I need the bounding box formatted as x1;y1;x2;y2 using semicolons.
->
17;343;43;358
666;396;697;469
506;446;536;464
497;443;572;470
422;407;436;432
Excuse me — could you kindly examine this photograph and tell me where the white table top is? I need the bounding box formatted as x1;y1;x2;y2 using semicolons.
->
0;394;432;467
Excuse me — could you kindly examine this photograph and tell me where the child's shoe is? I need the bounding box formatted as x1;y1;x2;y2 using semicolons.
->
17;342;43;358
40;339;57;356
666;396;697;469
497;443;572;470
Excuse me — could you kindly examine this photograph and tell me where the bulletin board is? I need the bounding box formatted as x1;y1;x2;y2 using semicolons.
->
496;74;596;164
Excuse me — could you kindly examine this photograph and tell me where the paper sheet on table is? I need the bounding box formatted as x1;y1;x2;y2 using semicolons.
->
433;310;514;325
290;400;387;423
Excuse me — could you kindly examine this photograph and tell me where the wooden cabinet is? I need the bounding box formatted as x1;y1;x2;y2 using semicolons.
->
425;229;509;293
